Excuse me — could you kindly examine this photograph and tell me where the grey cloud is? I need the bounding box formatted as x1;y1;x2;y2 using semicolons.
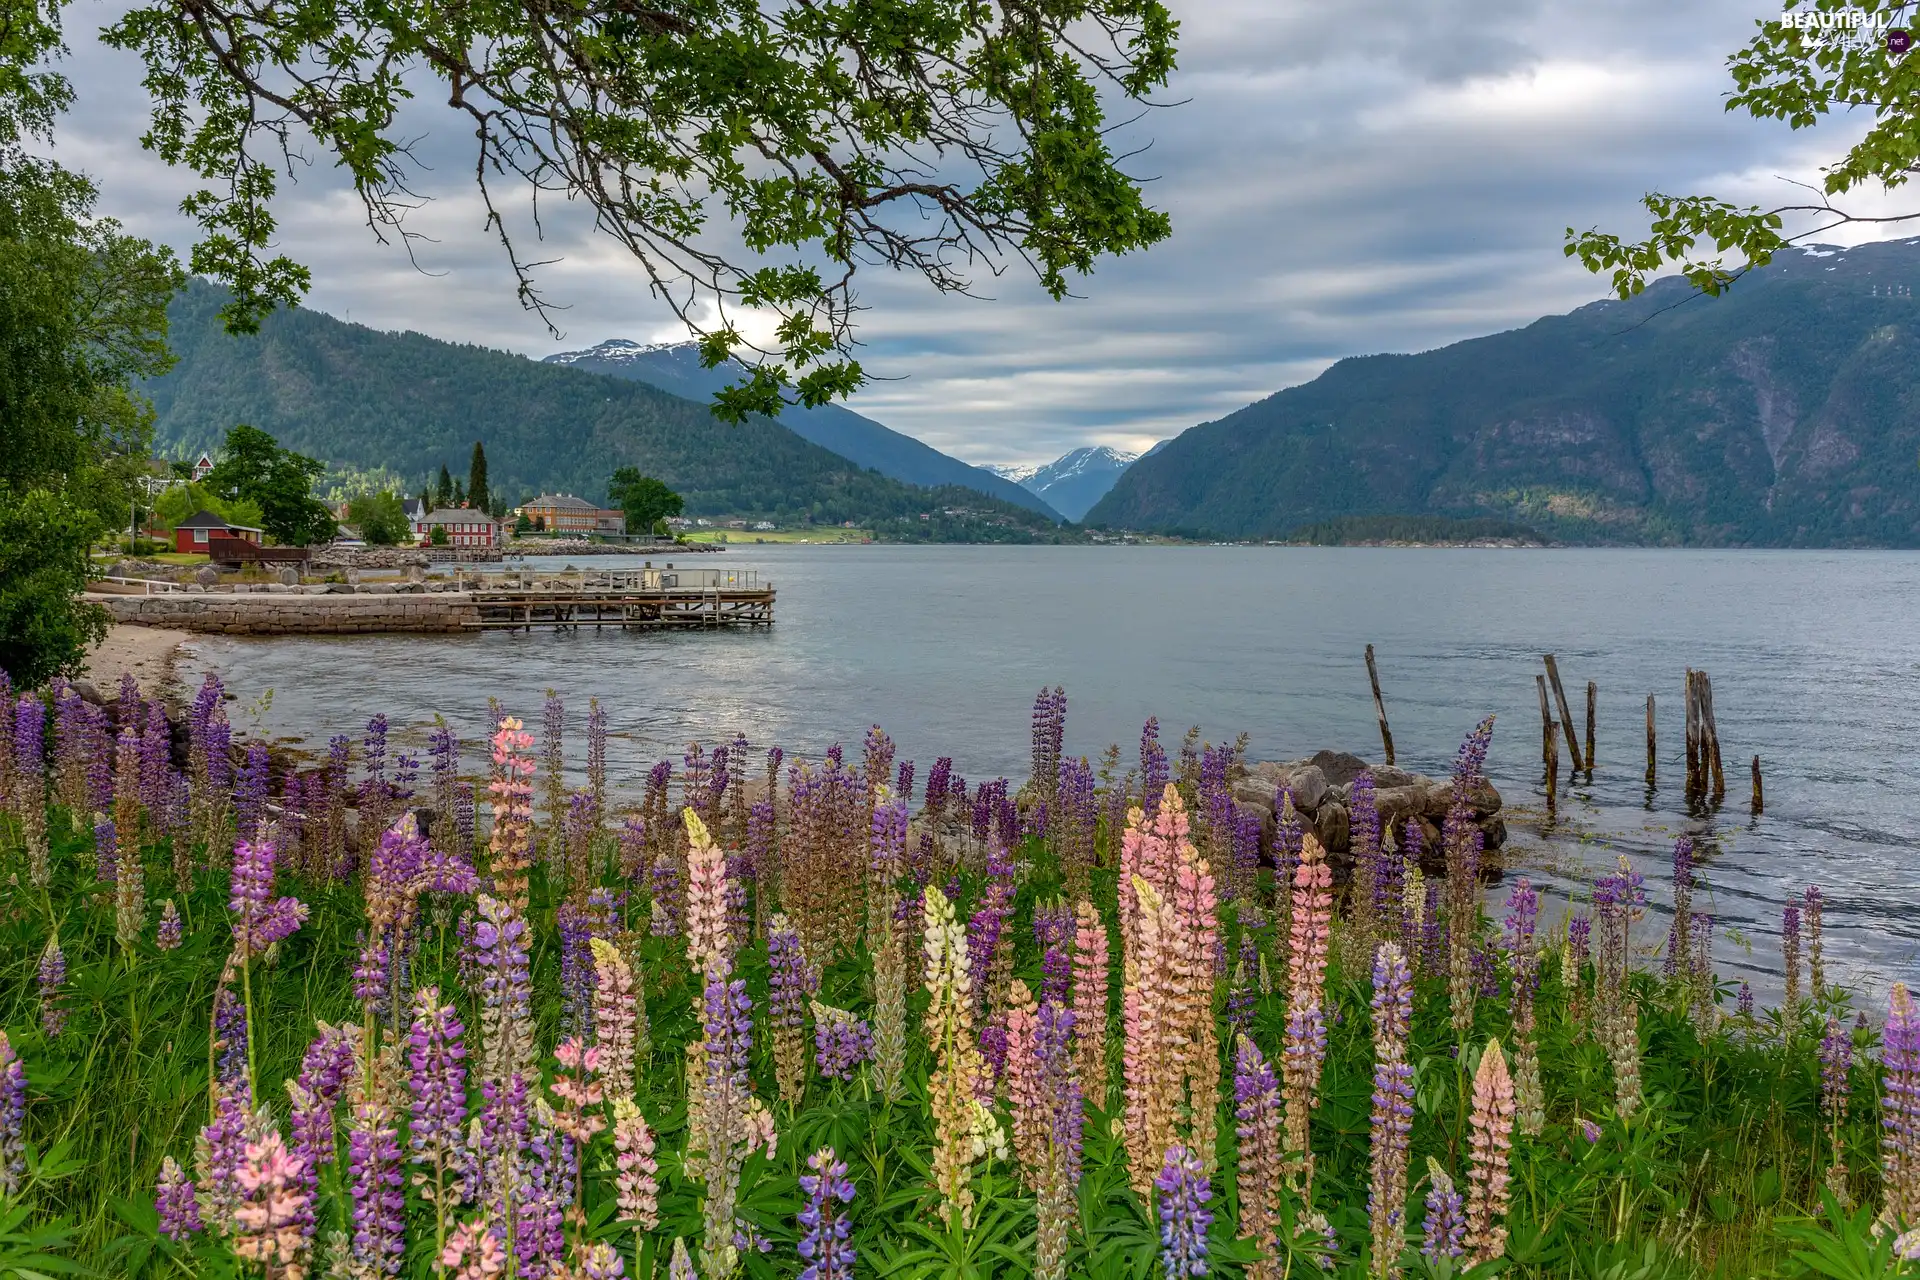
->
46;0;1858;468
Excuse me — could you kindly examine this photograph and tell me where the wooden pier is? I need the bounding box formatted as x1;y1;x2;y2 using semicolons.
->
458;567;775;631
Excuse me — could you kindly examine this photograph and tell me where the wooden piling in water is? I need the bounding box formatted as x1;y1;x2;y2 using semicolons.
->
1684;670;1702;796
1546;719;1559;809
1543;654;1584;776
1751;754;1764;814
1536;674;1554;774
1645;694;1656;786
1585;680;1597;773
1700;670;1726;802
1365;644;1395;766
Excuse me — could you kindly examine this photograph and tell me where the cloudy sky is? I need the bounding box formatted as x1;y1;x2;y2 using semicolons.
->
49;0;1885;467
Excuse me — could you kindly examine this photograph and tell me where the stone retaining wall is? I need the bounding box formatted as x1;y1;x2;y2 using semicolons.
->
91;592;479;635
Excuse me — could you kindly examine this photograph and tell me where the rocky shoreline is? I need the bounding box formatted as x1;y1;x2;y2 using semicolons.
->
1234;749;1505;873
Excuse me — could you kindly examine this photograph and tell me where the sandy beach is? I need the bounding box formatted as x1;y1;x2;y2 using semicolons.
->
78;623;194;697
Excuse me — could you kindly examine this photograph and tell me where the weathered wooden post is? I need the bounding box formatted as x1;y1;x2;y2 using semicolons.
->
1536;674;1554;776
1585;680;1597;773
1701;670;1726;802
1684;670;1701;797
1545;718;1559;809
1543;655;1584;773
1751;755;1764;814
1644;694;1656;786
1365;644;1396;766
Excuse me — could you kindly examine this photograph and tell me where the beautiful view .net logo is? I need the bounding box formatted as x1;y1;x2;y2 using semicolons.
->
1780;7;1913;52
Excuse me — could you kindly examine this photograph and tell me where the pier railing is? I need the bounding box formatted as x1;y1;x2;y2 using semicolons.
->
453;567;766;593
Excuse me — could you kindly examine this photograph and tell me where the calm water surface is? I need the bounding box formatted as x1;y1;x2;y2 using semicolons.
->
181;546;1920;999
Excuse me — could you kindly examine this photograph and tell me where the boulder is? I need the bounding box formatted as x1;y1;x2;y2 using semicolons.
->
70;680;104;706
279;568;300;586
1313;799;1349;855
1373;785;1424;827
1309;749;1370;787
1231;777;1276;815
194;565;220;586
1479;814;1508;850
1371;765;1420;790
1286;764;1330;813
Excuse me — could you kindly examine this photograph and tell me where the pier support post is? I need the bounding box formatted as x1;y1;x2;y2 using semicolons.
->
1365;644;1396;766
1645;694;1656;787
1751;754;1764;814
1543;654;1584;774
1585;679;1597;774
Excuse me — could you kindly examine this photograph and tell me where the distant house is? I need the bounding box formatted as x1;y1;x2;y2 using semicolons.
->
173;510;262;554
752;521;776;531
402;496;427;522
413;507;502;548
191;452;215;482
516;493;625;535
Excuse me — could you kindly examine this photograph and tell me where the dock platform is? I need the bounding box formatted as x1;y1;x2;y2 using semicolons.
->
461;567;774;630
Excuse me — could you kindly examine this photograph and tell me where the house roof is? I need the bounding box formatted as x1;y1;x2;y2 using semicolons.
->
420;507;499;525
525;493;602;511
177;509;261;531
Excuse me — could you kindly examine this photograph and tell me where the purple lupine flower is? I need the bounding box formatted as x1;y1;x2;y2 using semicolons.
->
1036;999;1084;1185
346;1103;405;1274
1140;717;1169;819
1421;1163;1466;1262
156;899;183;950
0;1033;21;1197
814;1009;874;1081
1821;1016;1852;1120
408;987;467;1187
978;1020;1010;1089
234;741;270;842
14;694;44;791
289;1026;355;1172
1369;944;1416;1254
1663;837;1695;978
139;703;170;816
155;1156;202;1240
1737;981;1755;1019
37;937;65;1037
516;1120;571;1271
556;899;598;1043
213;983;250;1084
1883;985;1920;1226
94;817;117;885
84;702;113;814
872;796;908;882
797;1146;857;1280
1806;884;1826;994
230;839;307;958
1349;769;1382;917
1156;1144;1212;1278
200;1077;251;1223
650;851;682;938
897;760;916;804
1578;1117;1602;1144
1783;901;1804;1010
926;757;952;814
1568;913;1591;974
1040;942;1073;1010
1471;940;1501;998
354;935;393;1022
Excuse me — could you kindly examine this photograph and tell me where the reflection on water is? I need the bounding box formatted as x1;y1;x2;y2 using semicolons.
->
182;545;1920;999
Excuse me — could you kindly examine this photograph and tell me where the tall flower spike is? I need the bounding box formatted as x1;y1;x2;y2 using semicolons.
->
1156;1144;1212;1279
922;885;1004;1228
346;1102;405;1275
768;915;818;1106
1232;1036;1283;1280
1072;899;1111;1105
156;1155;204;1241
1281;834;1333;1180
1502;878;1544;1137
1367;944;1415;1277
796;1146;857;1280
407;986;467;1253
0;1033;25;1197
471;894;536;1089
1882;983;1920;1226
1420;1158;1465;1264
37;936;66;1038
486;716;536;912
612;1097;660;1232
1806;884;1826;996
590;938;640;1105
1463;1040;1516;1266
232;1132;311;1278
684;807;732;979
1783;900;1803;1018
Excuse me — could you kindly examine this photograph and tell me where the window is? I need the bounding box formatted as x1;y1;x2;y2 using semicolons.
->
193;528;208;544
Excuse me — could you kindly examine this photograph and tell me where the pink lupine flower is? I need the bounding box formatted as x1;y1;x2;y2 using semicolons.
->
1072;899;1110;1104
1463;1039;1516;1266
590;938;640;1105
232;1132;311;1278
612;1098;660;1231
486;716;536;912
684;807;732;978
442;1219;507;1278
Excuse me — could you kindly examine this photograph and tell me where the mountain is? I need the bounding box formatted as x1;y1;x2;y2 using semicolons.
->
544;339;1063;521
1089;241;1920;546
988;446;1140;521
143;281;1074;540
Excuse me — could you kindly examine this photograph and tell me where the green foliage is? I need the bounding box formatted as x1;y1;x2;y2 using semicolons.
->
1566;11;1920;301
608;468;684;535
345;490;410;546
99;0;1177;420
148;283;1074;541
1092;239;1920;546
202;424;337;546
0;487;107;688
1285;515;1545;546
150;481;261;533
428;523;448;546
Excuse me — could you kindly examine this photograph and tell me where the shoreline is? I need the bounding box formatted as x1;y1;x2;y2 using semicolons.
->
78;623;194;699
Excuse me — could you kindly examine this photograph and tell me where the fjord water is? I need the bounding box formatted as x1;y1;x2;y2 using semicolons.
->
184;545;1920;997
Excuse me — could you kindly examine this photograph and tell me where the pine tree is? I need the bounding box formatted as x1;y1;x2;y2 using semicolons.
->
453;478;467;507
436;464;453;509
468;442;490;514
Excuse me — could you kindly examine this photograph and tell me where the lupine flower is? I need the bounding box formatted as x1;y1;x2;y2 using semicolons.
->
813;1002;874;1081
577;1242;628;1279
1664;837;1693;979
768;915;816;1104
797;1146;857;1280
37;936;65;1037
1503;878;1544;1135
1032;998;1083;1280
471;894;536;1089
1282;834;1334;1170
612;1097;660;1231
231;838;308;958
697;970;757;1279
408;986;467;1221
670;1238;698;1280
923;885;1005;1228
1463;1039;1516;1266
1156;1144;1212;1278
1738;981;1755;1020
233;1132;311;1276
1806;885;1826;996
1072;900;1110;1103
93;815;117;885
287;1024;354;1235
1368;943;1415;1271
1139;718;1169;821
14;696;48;889
235;741;271;843
1821;1015;1853;1120
155;1155;203;1240
1420;1158;1466;1264
590;937;641;1103
346;1102;405;1275
1578;1118;1603;1144
1783;901;1803;1016
486;717;537;912
1233;1036;1283;1280
684;808;732;979
1881;983;1920;1225
0;1036;23;1198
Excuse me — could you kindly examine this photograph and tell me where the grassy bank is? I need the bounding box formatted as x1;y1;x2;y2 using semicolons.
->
0;682;1908;1278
